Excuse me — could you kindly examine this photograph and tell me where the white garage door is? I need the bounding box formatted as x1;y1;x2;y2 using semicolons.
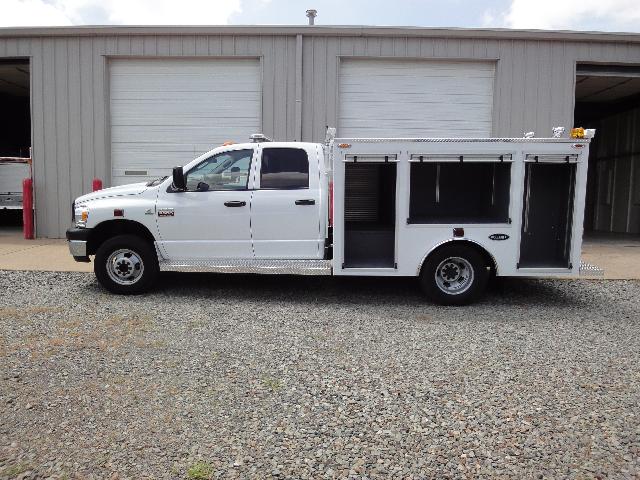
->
110;58;261;185
338;59;495;138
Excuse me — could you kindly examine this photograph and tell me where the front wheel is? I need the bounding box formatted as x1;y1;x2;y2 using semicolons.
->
420;245;489;306
94;234;159;294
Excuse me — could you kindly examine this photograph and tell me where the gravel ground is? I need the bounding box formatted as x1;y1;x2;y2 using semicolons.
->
0;270;639;479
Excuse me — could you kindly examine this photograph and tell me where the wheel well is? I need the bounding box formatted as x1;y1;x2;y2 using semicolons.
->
87;220;156;255
419;240;497;276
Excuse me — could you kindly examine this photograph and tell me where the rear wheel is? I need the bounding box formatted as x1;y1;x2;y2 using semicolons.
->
94;234;158;294
420;244;489;305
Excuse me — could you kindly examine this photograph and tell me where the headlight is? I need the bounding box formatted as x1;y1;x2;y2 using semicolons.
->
74;206;89;227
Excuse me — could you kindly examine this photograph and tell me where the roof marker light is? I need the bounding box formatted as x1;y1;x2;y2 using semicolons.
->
570;127;585;139
250;133;272;143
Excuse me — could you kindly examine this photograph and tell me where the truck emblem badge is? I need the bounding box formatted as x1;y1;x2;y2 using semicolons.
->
145;208;154;215
489;233;509;241
158;208;175;217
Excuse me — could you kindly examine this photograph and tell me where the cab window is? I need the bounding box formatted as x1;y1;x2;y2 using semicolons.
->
185;149;253;191
260;148;309;189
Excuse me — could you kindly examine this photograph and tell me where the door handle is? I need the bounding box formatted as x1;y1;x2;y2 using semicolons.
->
295;199;315;206
224;200;246;207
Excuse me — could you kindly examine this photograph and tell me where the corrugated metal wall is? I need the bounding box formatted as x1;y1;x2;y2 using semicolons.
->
0;30;639;237
591;106;640;233
0;34;297;237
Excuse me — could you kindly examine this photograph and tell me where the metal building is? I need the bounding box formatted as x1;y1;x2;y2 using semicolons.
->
0;25;639;237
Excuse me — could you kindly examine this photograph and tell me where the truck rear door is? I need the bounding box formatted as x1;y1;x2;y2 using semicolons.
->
250;145;323;259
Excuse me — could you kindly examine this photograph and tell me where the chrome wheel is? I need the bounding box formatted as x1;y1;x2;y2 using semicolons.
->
434;256;474;295
106;248;145;286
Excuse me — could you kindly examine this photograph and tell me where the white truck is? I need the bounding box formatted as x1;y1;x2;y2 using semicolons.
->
0;159;30;210
66;129;599;305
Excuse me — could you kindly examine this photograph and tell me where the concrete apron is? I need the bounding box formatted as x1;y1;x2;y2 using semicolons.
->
0;229;91;273
0;229;638;279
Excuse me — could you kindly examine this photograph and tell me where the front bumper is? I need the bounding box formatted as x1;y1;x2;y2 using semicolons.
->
66;227;91;262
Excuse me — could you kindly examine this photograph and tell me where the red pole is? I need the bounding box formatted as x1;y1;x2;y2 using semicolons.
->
22;178;34;240
92;178;103;192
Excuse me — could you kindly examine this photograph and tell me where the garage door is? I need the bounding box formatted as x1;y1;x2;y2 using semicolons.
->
110;58;261;186
338;59;495;138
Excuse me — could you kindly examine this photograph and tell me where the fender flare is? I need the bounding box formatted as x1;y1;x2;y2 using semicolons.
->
86;219;156;255
416;238;498;276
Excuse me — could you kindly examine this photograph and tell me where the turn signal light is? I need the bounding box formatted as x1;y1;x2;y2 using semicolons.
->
453;227;464;238
338;143;351;149
570;127;585;139
222;141;235;146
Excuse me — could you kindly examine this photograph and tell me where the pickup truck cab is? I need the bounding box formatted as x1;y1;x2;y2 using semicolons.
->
67;139;330;293
67;130;600;305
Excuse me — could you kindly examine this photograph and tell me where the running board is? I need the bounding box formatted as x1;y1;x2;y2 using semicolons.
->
159;258;332;275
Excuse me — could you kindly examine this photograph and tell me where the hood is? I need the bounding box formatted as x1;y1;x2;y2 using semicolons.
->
75;182;149;204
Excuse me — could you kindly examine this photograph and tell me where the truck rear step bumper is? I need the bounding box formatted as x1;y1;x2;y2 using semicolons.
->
158;258;332;275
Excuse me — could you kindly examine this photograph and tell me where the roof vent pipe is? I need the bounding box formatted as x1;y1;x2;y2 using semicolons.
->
306;9;317;25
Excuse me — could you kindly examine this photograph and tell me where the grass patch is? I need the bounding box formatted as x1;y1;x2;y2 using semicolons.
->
263;377;283;391
1;463;32;477
187;461;214;480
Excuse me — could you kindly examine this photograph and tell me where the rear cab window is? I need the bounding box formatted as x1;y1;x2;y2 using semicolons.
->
260;148;309;189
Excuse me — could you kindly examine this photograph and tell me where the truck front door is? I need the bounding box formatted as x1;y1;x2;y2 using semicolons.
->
155;147;255;260
251;146;323;259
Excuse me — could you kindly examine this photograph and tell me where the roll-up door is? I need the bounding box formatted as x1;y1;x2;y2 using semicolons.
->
338;59;495;138
110;58;261;185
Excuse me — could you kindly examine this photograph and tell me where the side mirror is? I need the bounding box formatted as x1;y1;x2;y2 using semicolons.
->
172;166;186;191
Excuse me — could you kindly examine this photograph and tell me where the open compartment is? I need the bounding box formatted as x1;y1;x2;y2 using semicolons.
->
519;158;577;268
343;162;396;268
409;158;511;223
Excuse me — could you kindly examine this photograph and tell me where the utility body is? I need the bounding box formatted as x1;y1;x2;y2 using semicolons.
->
67;130;599;304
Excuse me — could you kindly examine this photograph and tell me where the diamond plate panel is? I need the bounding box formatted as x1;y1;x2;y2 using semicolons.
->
159;258;332;275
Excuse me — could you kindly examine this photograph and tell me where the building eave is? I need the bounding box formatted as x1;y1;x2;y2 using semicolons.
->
0;24;639;43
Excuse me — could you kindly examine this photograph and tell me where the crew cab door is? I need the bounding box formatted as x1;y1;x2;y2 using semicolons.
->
251;145;323;259
155;147;255;260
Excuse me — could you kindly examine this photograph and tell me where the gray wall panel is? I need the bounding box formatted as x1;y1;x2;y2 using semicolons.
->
41;38;58;237
0;30;639;236
54;39;71;234
590;105;640;233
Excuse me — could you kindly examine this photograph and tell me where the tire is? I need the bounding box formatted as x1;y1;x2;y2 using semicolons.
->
419;244;489;306
94;234;159;294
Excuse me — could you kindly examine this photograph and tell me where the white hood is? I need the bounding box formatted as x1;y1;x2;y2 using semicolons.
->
75;182;148;204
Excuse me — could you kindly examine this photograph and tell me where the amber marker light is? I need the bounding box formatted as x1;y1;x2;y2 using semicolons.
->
570;127;585;139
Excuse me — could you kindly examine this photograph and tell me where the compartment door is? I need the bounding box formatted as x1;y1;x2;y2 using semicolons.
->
343;158;397;269
519;156;577;269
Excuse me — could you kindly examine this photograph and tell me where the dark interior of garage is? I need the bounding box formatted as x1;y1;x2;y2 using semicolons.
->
574;64;640;235
0;59;30;228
